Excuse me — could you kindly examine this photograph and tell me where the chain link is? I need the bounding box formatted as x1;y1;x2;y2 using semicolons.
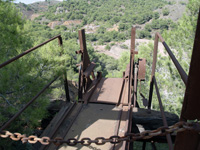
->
0;121;199;146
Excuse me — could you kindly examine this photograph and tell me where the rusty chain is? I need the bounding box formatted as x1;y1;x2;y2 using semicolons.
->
0;121;200;146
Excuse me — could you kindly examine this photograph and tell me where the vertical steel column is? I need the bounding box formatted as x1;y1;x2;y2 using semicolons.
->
133;65;138;107
174;9;200;150
128;27;136;104
148;33;158;109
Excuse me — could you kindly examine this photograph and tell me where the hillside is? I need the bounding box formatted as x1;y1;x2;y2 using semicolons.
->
15;1;60;20
17;0;187;32
14;0;189;58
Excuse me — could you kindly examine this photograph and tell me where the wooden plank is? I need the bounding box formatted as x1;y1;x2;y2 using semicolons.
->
89;78;123;104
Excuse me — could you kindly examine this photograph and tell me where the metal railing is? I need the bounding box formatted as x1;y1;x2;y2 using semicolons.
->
0;35;70;132
147;33;188;149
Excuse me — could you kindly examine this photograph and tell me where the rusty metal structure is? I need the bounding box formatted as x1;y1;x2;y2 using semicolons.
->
0;11;200;150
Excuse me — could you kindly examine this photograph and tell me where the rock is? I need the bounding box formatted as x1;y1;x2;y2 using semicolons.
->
132;107;179;133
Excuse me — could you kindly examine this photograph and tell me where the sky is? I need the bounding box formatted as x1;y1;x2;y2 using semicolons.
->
14;0;62;4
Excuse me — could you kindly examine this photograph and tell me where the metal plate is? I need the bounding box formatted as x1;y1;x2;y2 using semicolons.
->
89;78;124;104
59;104;121;150
138;58;146;81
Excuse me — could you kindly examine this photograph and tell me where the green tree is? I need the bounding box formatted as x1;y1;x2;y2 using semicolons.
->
162;8;169;16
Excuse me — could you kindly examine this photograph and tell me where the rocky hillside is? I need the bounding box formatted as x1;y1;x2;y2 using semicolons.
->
16;0;188;27
15;1;60;20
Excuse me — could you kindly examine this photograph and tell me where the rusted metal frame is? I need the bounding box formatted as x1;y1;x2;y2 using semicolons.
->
0;76;59;132
127;105;133;150
83;62;96;78
157;33;188;85
41;102;82;150
117;76;126;106
78;29;93;97
78;65;83;100
174;10;200;150
148;80;154;110
0;35;61;69
40;102;76;150
111;106;123;150
63;73;70;102
113;106;123;136
153;76;173;150
128;27;136;104
148;33;158;110
78;29;91;71
138;58;146;81
57;104;83;149
124;104;133;150
43;104;84;150
128;55;134;104
83;72;102;104
180;8;200;121
133;64;138;107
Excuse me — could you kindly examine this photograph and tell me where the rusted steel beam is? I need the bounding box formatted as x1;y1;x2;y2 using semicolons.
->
138;58;146;81
63;73;70;102
133;65;138;107
174;9;200;150
83;72;102;104
40;102;80;150
131;27;136;54
128;27;136;104
0;35;61;69
117;77;125;105
157;33;188;85
0;76;58;132
78;29;91;71
153;76;173;150
180;9;200;120
83;62;96;78
127;105;133;150
151;33;159;79
148;33;158;110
